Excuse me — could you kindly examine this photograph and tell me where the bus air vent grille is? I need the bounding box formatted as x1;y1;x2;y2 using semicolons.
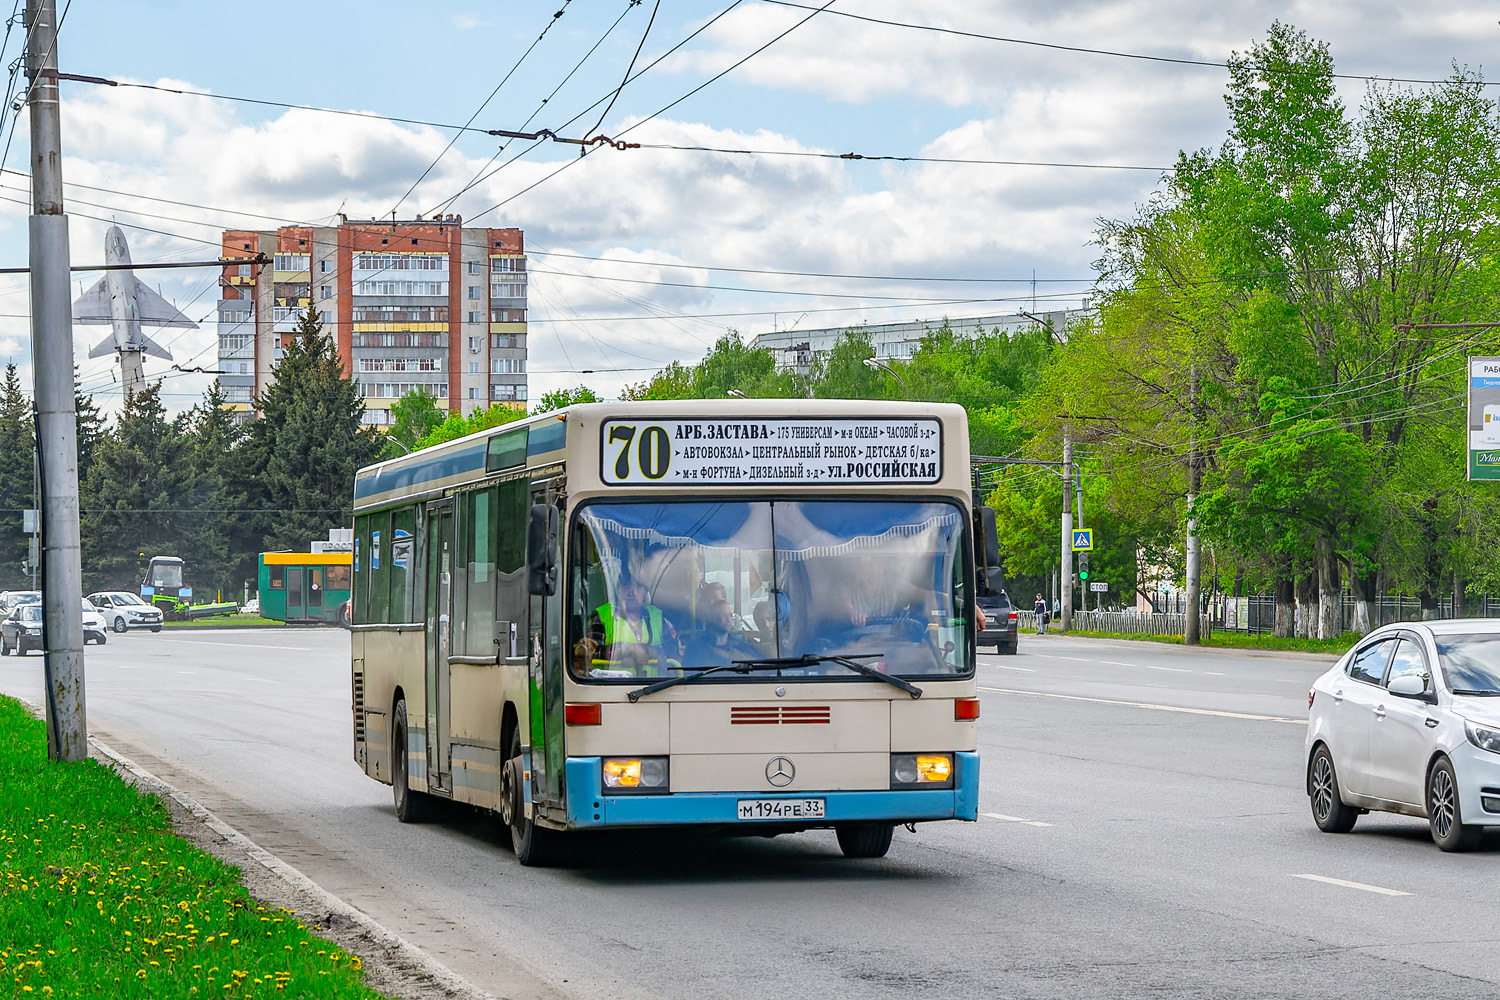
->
730;705;830;725
352;672;366;742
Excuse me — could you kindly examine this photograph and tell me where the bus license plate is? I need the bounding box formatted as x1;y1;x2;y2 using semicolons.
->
737;798;825;820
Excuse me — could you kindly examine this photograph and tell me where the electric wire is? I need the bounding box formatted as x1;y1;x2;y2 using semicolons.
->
388;1;574;219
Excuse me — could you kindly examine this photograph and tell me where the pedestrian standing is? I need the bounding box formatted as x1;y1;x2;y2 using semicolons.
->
1033;593;1048;634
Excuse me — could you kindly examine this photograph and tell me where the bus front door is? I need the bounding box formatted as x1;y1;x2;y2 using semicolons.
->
424;502;454;794
286;567;305;620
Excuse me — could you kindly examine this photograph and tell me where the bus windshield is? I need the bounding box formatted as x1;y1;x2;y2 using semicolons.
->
571;499;972;681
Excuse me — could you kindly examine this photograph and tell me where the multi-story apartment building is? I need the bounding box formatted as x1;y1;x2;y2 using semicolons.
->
217;216;527;426
749;309;1085;375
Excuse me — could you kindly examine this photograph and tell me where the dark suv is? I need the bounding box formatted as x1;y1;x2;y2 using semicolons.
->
976;591;1018;654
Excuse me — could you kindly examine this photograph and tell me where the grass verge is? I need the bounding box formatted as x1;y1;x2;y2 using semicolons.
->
162;614;283;629
0;695;390;999
1030;628;1354;656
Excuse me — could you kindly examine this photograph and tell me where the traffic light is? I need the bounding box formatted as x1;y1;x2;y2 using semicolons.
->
1078;553;1090;581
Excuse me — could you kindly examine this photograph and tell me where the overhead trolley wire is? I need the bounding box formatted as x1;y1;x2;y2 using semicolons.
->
756;0;1500;87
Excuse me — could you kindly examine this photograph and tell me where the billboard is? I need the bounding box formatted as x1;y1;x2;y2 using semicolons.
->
1469;357;1500;481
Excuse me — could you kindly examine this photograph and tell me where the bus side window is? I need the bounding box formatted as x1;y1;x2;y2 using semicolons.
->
269;565;284;590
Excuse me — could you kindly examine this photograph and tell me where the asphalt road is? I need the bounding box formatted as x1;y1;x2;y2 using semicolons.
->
2;628;1498;999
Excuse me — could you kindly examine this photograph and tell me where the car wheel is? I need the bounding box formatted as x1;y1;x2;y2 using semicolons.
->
1002;640;1019;655
835;821;895;858
391;699;434;823
502;730;562;866
1428;756;1483;852
15;637;28;656
112;616;127;633
1309;745;1358;833
149;626;162;633
96;633;107;645
0;634;9;656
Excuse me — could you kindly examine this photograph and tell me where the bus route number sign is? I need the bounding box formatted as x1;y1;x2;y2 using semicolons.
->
601;417;943;486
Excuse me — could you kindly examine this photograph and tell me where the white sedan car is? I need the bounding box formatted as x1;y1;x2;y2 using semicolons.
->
1307;619;1500;851
86;591;165;633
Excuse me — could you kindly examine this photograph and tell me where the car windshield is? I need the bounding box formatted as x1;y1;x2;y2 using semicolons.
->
115;593;149;606
16;605;40;622
1435;634;1500;694
570;499;972;682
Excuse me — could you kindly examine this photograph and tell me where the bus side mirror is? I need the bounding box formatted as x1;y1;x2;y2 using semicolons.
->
973;505;1002;591
528;504;558;596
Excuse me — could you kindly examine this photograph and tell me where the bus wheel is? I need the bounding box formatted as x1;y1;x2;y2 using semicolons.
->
835;821;894;858
392;699;433;823
503;733;560;866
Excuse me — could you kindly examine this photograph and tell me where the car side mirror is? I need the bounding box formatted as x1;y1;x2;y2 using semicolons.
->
1388;675;1429;699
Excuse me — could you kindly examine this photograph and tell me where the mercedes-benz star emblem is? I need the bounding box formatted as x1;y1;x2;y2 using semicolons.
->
765;756;795;787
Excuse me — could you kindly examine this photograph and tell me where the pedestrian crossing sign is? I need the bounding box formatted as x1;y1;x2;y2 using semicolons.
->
1072;529;1093;551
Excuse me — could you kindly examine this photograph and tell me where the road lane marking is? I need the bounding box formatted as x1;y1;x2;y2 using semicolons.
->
1144;664;1192;673
1205;671;1226;676
1291;874;1411;896
156;637;312;651
980;687;1306;724
982;812;1054;827
986;664;1036;672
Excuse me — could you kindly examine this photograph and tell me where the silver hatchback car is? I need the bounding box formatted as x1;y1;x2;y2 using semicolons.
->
1306;620;1500;851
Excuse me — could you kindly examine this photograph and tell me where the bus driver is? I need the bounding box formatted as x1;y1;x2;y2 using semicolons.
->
578;571;681;676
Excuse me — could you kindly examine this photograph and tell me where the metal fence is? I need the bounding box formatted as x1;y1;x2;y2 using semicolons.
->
1018;610;1197;635
1015;594;1500;638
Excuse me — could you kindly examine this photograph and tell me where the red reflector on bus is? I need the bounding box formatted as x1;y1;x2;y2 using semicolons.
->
954;698;981;721
565;703;601;726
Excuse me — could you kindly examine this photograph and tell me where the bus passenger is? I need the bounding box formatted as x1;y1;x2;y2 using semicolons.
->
685;599;761;667
581;573;680;676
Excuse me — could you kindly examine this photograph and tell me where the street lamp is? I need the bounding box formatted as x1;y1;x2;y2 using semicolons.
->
862;357;909;399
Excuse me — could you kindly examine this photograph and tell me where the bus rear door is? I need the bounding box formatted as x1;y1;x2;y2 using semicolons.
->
424;500;455;795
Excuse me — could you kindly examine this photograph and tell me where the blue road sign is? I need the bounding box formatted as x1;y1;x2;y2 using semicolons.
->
1072;529;1094;551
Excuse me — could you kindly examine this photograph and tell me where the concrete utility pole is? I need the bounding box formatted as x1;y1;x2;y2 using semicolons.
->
26;0;87;761
1059;432;1073;631
1183;365;1202;646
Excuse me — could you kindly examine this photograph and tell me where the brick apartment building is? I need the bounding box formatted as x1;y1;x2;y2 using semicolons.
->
217;216;527;426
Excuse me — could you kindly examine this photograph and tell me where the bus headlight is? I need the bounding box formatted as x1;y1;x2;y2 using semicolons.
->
602;757;669;793
891;753;954;789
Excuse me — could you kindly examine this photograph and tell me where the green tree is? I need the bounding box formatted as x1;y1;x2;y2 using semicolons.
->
183;382;248;599
382;386;445;459
623;333;800;400
240;308;382;551
532;385;599;413
414;402;526;450
79;383;210;594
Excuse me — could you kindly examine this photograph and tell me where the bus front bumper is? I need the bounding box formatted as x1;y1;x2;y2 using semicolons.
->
563;751;979;829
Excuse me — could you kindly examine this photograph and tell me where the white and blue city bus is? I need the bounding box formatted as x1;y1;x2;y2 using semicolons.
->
350;400;987;864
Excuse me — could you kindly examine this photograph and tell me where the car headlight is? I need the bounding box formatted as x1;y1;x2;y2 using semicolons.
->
1464;720;1500;755
601;757;669;793
891;753;954;789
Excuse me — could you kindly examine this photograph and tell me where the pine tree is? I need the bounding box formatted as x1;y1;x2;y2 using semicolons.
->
0;365;34;589
79;382;204;594
241;307;381;551
184;382;247;599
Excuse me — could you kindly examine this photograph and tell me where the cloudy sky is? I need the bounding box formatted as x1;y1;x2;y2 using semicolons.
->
0;0;1494;411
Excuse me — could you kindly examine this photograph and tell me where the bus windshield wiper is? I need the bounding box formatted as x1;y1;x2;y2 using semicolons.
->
1451;688;1500;696
627;661;789;702
627;654;924;701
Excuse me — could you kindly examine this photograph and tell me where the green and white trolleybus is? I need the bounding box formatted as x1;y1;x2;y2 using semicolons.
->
350;400;985;863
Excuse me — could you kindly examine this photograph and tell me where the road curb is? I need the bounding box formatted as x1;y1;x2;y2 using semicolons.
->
11;693;499;1000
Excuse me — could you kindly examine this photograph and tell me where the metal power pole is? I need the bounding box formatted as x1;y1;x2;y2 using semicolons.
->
26;0;87;761
1059;432;1073;631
